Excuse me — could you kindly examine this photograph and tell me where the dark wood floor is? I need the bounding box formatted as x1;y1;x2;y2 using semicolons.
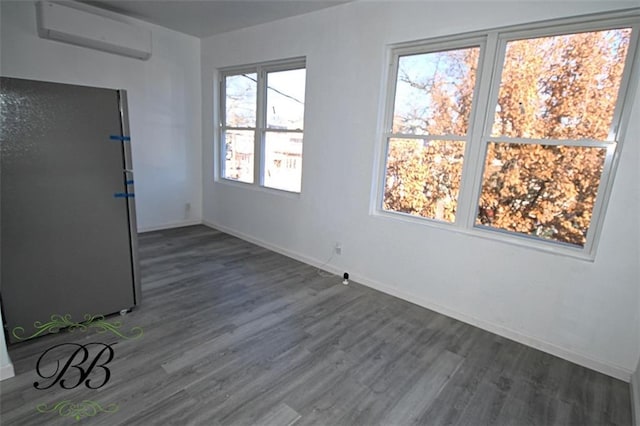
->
0;225;632;425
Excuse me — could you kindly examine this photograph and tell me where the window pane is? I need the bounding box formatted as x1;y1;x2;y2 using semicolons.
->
264;131;303;192
477;142;606;246
492;28;631;140
223;130;254;183
267;68;306;130
384;138;465;222
393;47;480;136
225;73;257;128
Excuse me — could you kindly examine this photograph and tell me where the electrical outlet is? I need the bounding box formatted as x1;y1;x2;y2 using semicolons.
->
335;242;342;255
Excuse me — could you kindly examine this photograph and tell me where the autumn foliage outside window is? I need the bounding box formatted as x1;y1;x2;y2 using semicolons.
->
478;29;631;246
382;23;635;250
385;46;479;222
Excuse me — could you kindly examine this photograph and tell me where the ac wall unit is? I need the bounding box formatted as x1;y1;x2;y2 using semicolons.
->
36;1;152;60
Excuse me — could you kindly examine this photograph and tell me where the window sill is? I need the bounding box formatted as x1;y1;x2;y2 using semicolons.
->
371;209;596;262
215;177;302;200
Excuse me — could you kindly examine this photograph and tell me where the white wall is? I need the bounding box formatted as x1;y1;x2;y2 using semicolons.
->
1;0;202;231
202;1;640;380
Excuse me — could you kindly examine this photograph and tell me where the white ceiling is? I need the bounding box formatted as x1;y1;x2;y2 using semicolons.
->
81;0;351;38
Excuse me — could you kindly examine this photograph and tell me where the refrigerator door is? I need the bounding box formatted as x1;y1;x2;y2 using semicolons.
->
1;77;138;343
118;90;142;306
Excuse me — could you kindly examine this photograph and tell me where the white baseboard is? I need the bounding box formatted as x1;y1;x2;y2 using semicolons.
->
0;362;15;381
202;219;632;382
632;370;640;426
138;219;202;233
354;276;632;382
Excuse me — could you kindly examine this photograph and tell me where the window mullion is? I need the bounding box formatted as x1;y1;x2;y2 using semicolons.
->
457;32;501;229
467;33;507;230
256;67;267;186
219;76;226;179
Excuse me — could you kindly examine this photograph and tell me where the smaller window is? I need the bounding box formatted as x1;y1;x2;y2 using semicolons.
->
220;59;306;193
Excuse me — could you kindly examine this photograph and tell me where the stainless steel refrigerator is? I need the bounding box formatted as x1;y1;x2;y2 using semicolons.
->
1;77;141;343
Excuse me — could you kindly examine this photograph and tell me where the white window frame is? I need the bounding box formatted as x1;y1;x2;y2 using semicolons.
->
375;11;640;260
218;57;306;193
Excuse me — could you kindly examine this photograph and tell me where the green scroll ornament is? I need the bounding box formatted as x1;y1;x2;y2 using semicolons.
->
12;313;143;341
36;400;118;421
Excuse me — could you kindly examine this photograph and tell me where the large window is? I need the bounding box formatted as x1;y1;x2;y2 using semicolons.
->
220;59;306;193
380;15;638;257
